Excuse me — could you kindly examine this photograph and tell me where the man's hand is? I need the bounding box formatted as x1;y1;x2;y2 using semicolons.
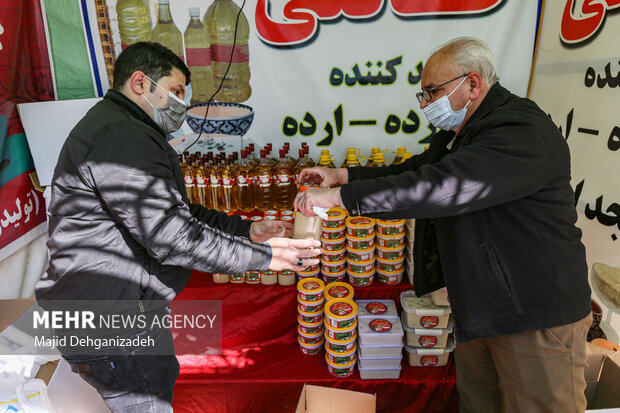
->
266;238;322;271
250;220;294;242
297;167;348;188
294;187;343;217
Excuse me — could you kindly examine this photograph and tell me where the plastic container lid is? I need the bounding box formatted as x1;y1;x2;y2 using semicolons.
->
322;247;346;256
376;244;405;252
346;216;376;228
356;299;398;318
297;277;325;295
322;268;347;277
297;295;325;307
346;233;375;242
376;219;405;226
322;225;346;232
321;257;346;267
321;236;347;244
346;245;375;254
325;208;347;221
346;268;375;277
376;232;405;239
375;267;404;276
400;290;452;315
324;282;355;301
400;312;454;335
324;298;358;320
346;257;375;266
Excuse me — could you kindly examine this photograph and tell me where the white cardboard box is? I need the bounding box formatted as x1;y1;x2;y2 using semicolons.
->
585;343;620;412
295;384;376;413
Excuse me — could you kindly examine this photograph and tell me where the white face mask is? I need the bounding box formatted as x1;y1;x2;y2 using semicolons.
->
422;76;470;132
142;75;188;134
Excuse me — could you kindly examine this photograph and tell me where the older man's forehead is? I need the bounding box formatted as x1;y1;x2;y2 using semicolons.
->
421;54;456;88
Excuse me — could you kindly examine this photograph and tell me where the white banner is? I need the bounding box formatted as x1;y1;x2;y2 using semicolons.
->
106;0;539;164
530;0;620;229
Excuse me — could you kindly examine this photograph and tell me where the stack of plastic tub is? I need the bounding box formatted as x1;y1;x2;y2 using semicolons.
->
405;219;415;285
321;208;348;283
400;290;454;366
375;219;406;285
297;277;326;355
345;216;376;286
356;299;404;379
324;298;358;377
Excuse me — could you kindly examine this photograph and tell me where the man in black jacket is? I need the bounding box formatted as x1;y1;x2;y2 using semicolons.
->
36;42;320;412
295;37;592;413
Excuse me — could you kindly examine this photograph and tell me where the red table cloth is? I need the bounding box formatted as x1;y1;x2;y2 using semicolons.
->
172;272;459;413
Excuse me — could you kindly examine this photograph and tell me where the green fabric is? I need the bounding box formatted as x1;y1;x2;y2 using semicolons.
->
44;0;95;100
0;115;35;187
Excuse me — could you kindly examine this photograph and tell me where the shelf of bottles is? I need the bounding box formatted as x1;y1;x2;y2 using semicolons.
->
116;0;251;104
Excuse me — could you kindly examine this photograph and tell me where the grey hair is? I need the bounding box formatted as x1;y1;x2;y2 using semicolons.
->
432;37;499;86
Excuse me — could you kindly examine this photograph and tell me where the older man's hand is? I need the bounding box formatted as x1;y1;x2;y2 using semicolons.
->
294;187;343;217
297;167;348;188
250;220;293;242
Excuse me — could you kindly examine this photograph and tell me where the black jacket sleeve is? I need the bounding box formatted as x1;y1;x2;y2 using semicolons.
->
188;203;252;237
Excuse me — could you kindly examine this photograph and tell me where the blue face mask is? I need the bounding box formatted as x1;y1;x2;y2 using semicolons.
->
184;83;193;106
142;75;188;134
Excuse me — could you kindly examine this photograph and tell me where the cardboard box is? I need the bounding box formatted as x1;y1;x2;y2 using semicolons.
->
586;343;620;412
295;384;376;413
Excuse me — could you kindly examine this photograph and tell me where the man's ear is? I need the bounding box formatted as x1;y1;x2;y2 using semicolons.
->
467;72;484;101
129;71;149;96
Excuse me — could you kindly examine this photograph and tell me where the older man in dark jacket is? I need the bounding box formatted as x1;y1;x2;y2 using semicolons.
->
36;42;319;412
295;37;592;413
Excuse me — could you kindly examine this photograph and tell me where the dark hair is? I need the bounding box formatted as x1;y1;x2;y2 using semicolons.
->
112;42;191;91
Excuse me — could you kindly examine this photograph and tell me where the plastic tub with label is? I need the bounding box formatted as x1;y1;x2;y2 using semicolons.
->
375;219;405;236
298;306;323;323
325;355;357;378
405;337;454;366
359;342;403;358
346;246;375;262
213;273;229;283
245;271;261;284
358;365;402;380
375;244;405;260
325;334;357;353
376;257;405;272
326;345;357;365
278;270;296;286
324;282;354;301
229;273;245;284
346;234;375;250
324;298;357;328
321;258;347;273
322;207;347;228
347;270;375;287
401;313;453;348
321;248;347;263
322;269;346;284
356;299;398;318
298;327;324;345
376;233;405;248
400;291;451;329
321;225;346;240
298;336;324;355
321;236;347;252
346;216;376;237
376;267;403;285
297;295;325;314
325;320;358;341
296;267;320;281
358;353;402;369
358;316;404;346
347;258;376;274
298;316;324;335
297;277;325;301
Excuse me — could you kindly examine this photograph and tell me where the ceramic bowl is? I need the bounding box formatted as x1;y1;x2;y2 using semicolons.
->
186;102;254;136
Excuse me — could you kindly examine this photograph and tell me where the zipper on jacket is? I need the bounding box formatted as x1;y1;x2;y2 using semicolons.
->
138;300;145;313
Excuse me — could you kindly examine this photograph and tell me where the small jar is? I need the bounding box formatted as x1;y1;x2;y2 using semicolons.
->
261;270;278;285
346;234;375;250
376;233;405;248
347;269;375;287
322;207;347;228
297;296;325;314
376;267;404;285
278;270;296;286
324;299;358;328
347;258;375;274
346;246;375;262
375;219;406;236
322;269;346;284
321;248;347;263
213;273;229;283
321;258;347;273
321;237;347;252
245;271;261;284
376;257;405;272
229;273;245;284
321;225;346;240
376;244;405;260
297;277;325;301
324;282;355;301
296;267;321;280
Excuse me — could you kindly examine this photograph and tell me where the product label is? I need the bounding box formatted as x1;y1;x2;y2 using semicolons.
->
303;280;320;291
279;270;294;275
330;302;353;316
334;332;352;340
184;176;194;185
420;355;439;366
258;175;271;186
210;175;221;186
420;316;440;328
211;43;250;63
369;319;392;332
229;273;244;281
328;286;350;298
329;343;346;352
350;217;371;225
328;210;342;218
351;276;370;286
196;176;206;185
237;175;251;187
186;47;211;67
222;177;235;187
331;356;351;364
244;271;260;282
366;302;387;314
419;336;438;347
379;226;403;235
347;227;371;237
332;367;352;376
275;174;290;186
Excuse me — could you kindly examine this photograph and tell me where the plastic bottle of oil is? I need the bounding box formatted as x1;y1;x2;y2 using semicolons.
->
236;149;255;211
318;150;336;168
210;155;224;210
183;154;198;203
342;151;365;168
201;156;214;208
222;156;237;211
253;150;273;211
203;0;251;102
365;147;380;167
401;152;413;163
152;0;184;59
391;146;407;165
273;149;292;210
196;158;212;207
116;0;152;50
184;7;213;104
368;151;387;168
